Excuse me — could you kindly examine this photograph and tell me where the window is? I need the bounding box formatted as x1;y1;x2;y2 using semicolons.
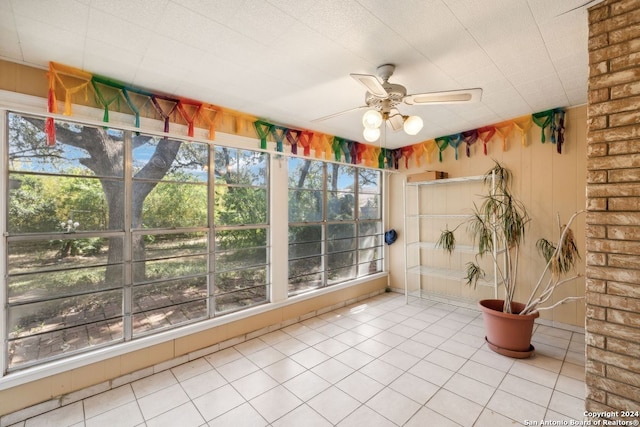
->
4;112;269;371
288;158;382;296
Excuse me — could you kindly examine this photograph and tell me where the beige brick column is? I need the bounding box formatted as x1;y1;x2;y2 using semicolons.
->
586;0;640;414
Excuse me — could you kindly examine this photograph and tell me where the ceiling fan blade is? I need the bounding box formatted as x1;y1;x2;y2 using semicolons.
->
311;105;368;122
350;73;388;98
404;88;482;105
386;108;404;131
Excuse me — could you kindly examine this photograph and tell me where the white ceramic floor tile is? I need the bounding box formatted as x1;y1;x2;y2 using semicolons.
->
443;373;496;406
179;369;227;399
145;402;204;427
334;330;369;346
509;360;559;388
548;390;585;419
272;337;309;356
405;406;462;427
350;323;384;338
296;330;329;346
170;358;212;382
389;372;439;404
353;338;392;358
555;375;586;398
395;339;434;359
565;350;585;366
314;323;348;337
307;386;360;425
137;383;190;420
231;370;278;400
408;360;455;387
245;346;287;368
450;330;487;348
313;337;350;357
131;370;177;399
521;353;564;373
336;371;384;403
234;338;270;356
24;402;84;427
192;384;246;422
426;388;483;426
311;358;354;384
487;389;546;423
411;331;448;347
458;360;506;387
366;387;421;425
337;404;396;427
249;385;303;423
474;408;519;426
334;347;375;370
359;359;404;386
378;347;420;371
499;373;553;407
282;323;312;337
215;356;259;382
284;370;331;401
204;347;243;368
271;404;331;427
85;401;144;427
425;348;467;371
262;358;306;383
290;346;330;369
258;330;290;346
83;385;136;419
209;402;268;427
470;348;515;372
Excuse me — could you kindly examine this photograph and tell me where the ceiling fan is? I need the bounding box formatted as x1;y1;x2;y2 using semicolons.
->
313;64;482;141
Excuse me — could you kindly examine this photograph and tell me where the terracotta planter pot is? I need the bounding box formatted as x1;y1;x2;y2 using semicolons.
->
478;299;540;358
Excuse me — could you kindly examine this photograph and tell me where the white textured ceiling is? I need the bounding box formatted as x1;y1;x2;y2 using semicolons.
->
0;0;595;149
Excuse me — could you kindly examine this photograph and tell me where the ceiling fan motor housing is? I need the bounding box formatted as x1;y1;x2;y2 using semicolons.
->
365;82;407;111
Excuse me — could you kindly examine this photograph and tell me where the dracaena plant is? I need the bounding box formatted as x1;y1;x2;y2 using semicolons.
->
437;161;583;314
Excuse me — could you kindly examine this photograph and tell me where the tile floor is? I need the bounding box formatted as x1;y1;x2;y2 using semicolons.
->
11;293;586;426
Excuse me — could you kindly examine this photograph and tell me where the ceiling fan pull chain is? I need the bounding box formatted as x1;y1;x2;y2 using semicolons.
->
462;130;479;157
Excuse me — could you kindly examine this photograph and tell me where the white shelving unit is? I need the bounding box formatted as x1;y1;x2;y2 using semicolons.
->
403;174;503;305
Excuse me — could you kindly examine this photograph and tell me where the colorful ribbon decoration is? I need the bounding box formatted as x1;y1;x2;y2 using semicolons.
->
447;133;463;160
176;101;202;137
270;126;287;153
285;129;301;155
435;137;449;163
462;130;478;158
477;126;496;155
199;105;222;140
253;120;273;150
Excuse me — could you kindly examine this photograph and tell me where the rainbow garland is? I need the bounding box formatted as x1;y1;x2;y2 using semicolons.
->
44;62;566;169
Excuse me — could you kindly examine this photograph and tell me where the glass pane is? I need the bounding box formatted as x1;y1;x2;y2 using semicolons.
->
214;147;267;186
358;254;382;276
8;319;123;369
327;191;354;220
8;237;121;275
359;194;380;219
288;241;321;259
214;187;267;225
288;189;322;222
215;286;267;314
8;174;122;233
359;221;382;237
215;266;267;294
328;223;355;239
289;272;323;296
215;228;267;251
359;169;380;193
358;234;382;249
327;252;355;270
289;225;322;244
8;289;123;339
133;255;208;284
8;113;123;178
326;164;355;192
132;137;208;183
288;158;323;190
289;256;323;276
137;181;208;228
132;277;207;314
8;264;124;303
327;266;356;285
135;232;208;261
215;247;267;272
328;237;356;254
133;300;207;335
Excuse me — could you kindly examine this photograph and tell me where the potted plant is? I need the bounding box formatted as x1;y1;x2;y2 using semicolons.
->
437;161;583;358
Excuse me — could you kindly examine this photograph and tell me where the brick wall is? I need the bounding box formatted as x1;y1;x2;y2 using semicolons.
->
586;0;640;414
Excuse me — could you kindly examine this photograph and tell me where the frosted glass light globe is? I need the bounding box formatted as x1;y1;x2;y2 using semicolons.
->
362;110;383;129
363;127;381;142
403;115;423;135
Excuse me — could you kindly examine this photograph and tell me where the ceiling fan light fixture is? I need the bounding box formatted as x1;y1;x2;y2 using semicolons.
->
362;109;383;129
403;115;423;135
363;127;381;142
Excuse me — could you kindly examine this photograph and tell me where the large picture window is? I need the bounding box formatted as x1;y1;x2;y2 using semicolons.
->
4;112;269;371
287;159;383;296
